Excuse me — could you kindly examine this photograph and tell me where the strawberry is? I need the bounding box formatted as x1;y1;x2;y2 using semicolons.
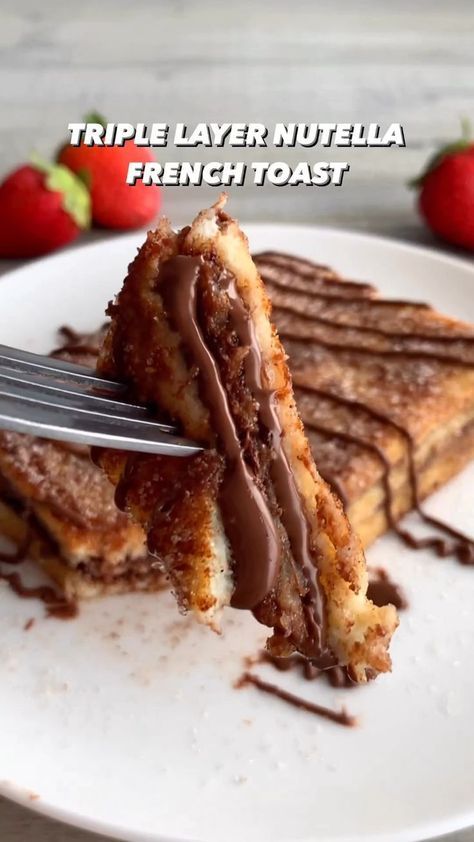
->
58;113;161;230
411;120;474;250
0;157;90;259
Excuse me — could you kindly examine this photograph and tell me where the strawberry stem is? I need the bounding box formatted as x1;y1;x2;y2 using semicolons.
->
30;153;91;229
408;117;472;189
84;111;107;128
461;116;471;142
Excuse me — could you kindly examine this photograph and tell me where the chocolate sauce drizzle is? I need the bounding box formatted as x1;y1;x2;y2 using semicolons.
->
158;255;330;659
236;671;356;726
222;271;327;653
0;568;78;619
159;256;280;610
255;252;474;565
0;516;78;619
279;328;474;369
257;650;353;689
238;566;406;722
299;386;474;564
50;324;108;359
275;301;474;344
0;326;104;618
257;253;430;309
254;252;377;293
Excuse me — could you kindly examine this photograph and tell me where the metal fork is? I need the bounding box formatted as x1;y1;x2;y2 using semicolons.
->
0;344;201;456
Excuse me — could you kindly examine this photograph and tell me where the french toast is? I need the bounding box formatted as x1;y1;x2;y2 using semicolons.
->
0;328;164;602
95;197;397;682
255;251;474;562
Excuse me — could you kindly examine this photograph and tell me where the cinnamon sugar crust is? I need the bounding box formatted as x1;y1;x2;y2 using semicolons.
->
96;197;397;682
0;332;164;600
254;251;474;553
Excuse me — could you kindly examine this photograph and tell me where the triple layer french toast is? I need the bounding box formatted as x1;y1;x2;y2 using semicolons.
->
95;197;398;682
255;250;474;562
0;328;164;603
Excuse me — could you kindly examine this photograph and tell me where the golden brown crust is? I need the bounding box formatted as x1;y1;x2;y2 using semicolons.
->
0;431;147;566
0;499;165;601
347;416;474;548
97;197;398;681
0;333;165;600
254;251;474;553
98;448;226;619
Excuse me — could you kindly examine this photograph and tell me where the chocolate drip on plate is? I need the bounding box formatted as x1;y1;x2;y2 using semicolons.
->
0;569;78;619
236;671;356;727
252;566;407;691
258;650;354;688
367;567;408;611
0;515;77;619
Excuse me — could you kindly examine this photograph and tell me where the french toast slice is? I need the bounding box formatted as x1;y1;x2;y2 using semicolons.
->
96;197;397;682
255;251;474;559
0;329;164;601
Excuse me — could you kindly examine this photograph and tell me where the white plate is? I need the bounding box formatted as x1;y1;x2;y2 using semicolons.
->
0;225;474;842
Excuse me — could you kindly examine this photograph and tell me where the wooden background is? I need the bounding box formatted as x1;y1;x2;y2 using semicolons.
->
0;0;473;839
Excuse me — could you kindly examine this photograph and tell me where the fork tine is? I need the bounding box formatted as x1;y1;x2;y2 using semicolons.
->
0;368;176;433
0;344;124;392
0;379;178;434
0;394;201;456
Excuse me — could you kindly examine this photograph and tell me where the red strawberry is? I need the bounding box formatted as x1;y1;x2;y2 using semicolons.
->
412;120;474;250
0;158;90;259
58;114;161;230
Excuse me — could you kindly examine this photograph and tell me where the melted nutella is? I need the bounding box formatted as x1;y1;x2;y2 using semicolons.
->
297;385;474;564
252;566;407;692
279;328;474;369
258;650;353;688
0;524;77;620
0;329;101;618
0;569;77;619
276;301;474;344
159;255;280;609
367;567;408;611
236;671;356;726
222;273;327;652
259;252;430;309
158;254;329;659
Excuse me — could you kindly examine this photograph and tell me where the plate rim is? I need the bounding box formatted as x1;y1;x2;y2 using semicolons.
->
3;776;474;842
1;221;474;289
1;222;473;842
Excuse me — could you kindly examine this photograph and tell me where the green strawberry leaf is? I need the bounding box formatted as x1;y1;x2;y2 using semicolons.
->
409;118;473;189
31;153;91;229
54;141;69;164
76;167;92;190
83;110;107;128
54;111;106;162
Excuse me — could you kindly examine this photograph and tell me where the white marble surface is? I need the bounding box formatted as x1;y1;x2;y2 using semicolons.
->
0;1;473;840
